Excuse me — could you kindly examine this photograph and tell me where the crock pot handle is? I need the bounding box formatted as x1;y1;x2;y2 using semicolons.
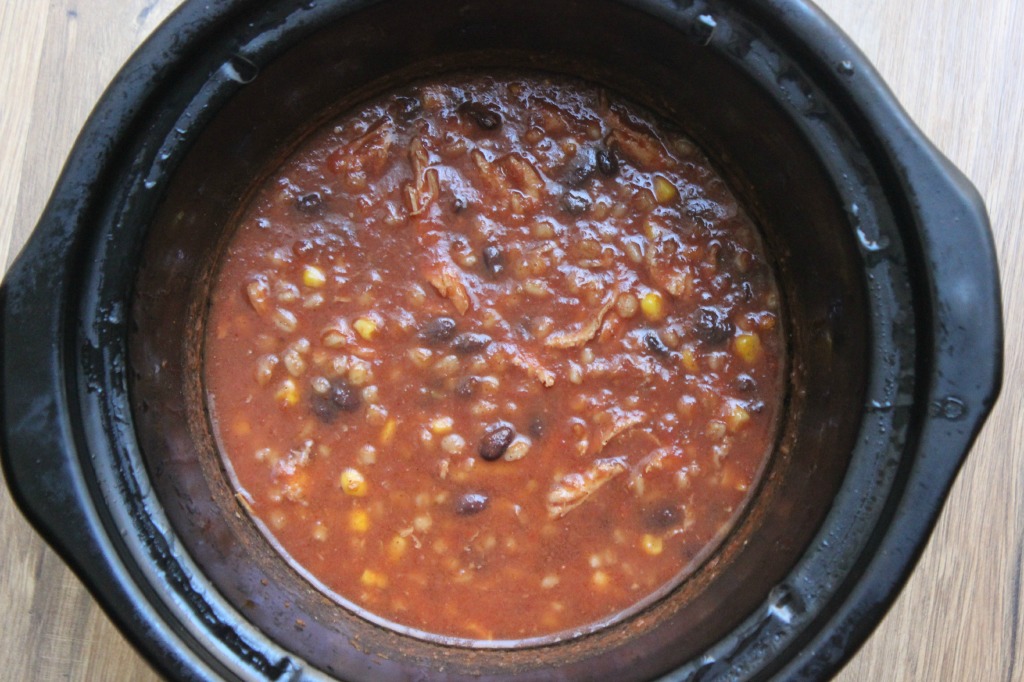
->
781;127;1004;680
0;229;148;630
0;234;116;602
2;218;215;679
903;143;1003;466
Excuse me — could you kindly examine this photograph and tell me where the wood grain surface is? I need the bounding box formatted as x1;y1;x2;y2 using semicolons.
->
1;1;1021;679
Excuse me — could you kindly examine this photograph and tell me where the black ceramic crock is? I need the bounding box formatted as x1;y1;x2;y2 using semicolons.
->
0;0;1003;680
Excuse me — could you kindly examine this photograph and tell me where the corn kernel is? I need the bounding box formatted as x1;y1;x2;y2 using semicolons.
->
380;418;397;445
272;307;298;333
616;292;639;319
360;568;388;589
274;379;299;406
641;291;666;321
735;333;762;364
348;360;371;386
727;404;751;432
653;175;679;204
387;535;408;561
440;434;466;455
302;265;327;288
430;416;454;435
255;354;279;386
643;219;662;240
413;514;433;533
592;570;610;588
681;345;698;372
353;317;378;341
357;444;377;465
339;467;368;497
641;534;664;556
677;394;697;419
312;523;328;542
706;420;727;441
349;508;370;533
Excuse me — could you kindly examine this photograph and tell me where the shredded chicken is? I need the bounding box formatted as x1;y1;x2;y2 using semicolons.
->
645;232;693;298
545;297;616;349
273;439;314;478
329;118;394;177
405;168;439;216
626;446;675;495
594;411;646;454
604;110;670;170
499;153;544;201
507;349;556;387
546;458;628;519
404;138;439;216
471;150;545;205
426;262;472;315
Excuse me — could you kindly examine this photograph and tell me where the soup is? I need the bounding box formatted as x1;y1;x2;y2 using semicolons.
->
204;74;784;643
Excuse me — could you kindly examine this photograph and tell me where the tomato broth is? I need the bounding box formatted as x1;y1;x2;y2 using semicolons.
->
204;74;785;642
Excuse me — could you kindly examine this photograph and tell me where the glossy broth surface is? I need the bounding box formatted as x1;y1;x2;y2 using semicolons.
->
205;74;785;642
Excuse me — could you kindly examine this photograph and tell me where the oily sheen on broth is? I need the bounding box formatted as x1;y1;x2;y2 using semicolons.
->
204;73;784;642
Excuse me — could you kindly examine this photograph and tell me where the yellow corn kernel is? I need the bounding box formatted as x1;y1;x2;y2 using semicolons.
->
232;420;251;436
348;508;370;533
641;534;664;556
727;403;751;432
312;523;328;542
360;568;388;589
735;333;762;364
653;175;679;204
353;317;377;341
387;535;408;561
643;219;662;240
592;570;610;588
274;379;299;406
348;360;371;386
681;345;698;372
380;417;397;445
430;416;454;435
339;467;368;497
640;291;666;321
302;265;327;288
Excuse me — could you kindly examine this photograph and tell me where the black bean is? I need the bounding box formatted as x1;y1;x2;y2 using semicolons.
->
735;374;757;392
296;192;322;214
393;95;422;121
646;504;680;529
643;330;671;356
455;376;479;399
742;281;754;301
528;416;545;439
482;245;505;276
712;241;731;268
692;306;734;346
419;316;457;344
311;378;361;423
457;101;502;130
452;332;492;355
479;424;515;461
596;147;619;176
454;492;489;515
292;239;316;258
561;190;592;215
563;147;597;186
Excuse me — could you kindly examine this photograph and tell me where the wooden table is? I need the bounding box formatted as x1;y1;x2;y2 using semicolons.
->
1;1;1021;679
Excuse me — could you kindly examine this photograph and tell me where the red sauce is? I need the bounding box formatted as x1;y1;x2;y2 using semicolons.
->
204;74;785;643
